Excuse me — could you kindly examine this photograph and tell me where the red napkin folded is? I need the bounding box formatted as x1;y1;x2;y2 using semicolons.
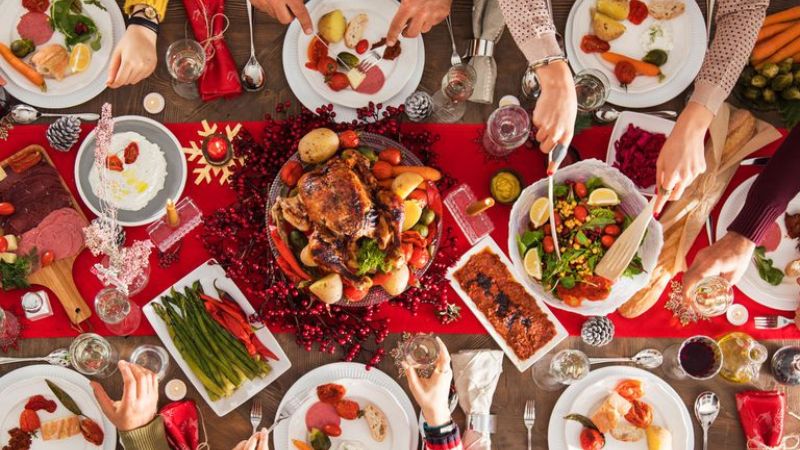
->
160;400;201;450
181;0;242;101
736;390;786;448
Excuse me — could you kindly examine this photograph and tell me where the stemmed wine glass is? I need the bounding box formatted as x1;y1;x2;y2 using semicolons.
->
532;349;590;391
94;287;142;336
166;39;207;100
431;63;477;123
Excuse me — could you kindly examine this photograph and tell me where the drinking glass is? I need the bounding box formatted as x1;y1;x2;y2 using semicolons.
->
403;333;440;369
129;344;170;380
532;349;590;391
688;276;734;318
662;335;723;381
0;307;20;349
69;333;119;378
94;287;142;336
166;39;206;100
431;63;477;123
574;69;610;112
482;105;531;157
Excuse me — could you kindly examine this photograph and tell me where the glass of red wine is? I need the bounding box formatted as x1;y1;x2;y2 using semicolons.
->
663;335;723;381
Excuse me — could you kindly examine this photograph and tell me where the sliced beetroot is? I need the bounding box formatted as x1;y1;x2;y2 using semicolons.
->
613;124;666;189
305;401;340;432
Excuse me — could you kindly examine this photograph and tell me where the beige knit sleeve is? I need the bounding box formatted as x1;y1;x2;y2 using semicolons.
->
690;0;769;114
498;0;562;63
119;416;171;450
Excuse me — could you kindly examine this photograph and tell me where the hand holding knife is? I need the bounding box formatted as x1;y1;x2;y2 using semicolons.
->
547;143;568;260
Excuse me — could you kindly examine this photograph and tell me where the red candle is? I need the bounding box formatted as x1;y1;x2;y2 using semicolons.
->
206;135;230;163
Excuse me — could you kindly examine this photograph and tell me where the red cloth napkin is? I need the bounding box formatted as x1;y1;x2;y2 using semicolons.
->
736;390;786;448
181;0;242;101
160;400;201;450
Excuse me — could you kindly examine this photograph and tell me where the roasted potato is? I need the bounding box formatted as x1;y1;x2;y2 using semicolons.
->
298;128;340;163
391;172;424;199
593;12;626;42
382;264;410;296
597;0;630;20
310;273;343;304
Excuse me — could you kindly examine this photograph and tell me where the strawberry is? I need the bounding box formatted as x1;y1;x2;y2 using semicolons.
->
326;72;349;91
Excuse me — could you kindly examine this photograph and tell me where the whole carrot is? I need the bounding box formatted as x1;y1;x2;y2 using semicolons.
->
0;43;45;91
763;6;800;27
600;52;661;76
751;21;800;62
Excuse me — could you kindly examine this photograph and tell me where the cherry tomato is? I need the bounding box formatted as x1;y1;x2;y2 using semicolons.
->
0;202;14;216
574;182;588;199
0;236;7;253
604;224;621;236
335;399;360;420
322;424;342;437
614;61;637;86
628;0;649;25
123;141;139;164
316;383;346;404
614;207;626;224
543;236;555;254
106;155;124;172
574;205;589;222
601;235;615;248
326;72;349;91
408;247;430;269
579;428;605;450
355;39;369;54
625;399;654;428
280;160;304;187
306;36;328;67
41;250;55;267
338;130;360;148
19;409;40;433
407;189;427;207
343;285;369;302
378;148;402;165
615;379;644;401
317;56;338;76
580;34;610;54
372;161;393;180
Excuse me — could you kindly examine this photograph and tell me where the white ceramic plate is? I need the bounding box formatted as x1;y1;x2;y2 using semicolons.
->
0;0;124;108
446;237;568;372
273;362;419;450
548;366;693;450
565;0;706;107
286;378;411;449
0;365;116;450
282;0;424;123
716;175;800;311
142;259;292;417
299;0;418;108
507;159;663;317
74;115;187;227
606;111;676;196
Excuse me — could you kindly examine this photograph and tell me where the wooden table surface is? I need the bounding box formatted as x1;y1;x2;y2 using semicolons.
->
7;0;799;449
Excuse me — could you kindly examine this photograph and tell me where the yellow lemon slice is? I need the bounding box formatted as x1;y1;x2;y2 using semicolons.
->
402;200;423;231
588;187;620;206
69;44;92;74
524;248;542;280
529;197;551;228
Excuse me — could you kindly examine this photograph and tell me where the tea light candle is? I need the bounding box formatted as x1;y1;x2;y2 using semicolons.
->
498;95;520;107
726;304;748;326
143;92;165;114
165;379;187;401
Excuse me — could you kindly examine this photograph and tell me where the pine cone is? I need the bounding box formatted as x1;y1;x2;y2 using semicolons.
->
581;316;615;347
404;91;433;122
46;116;81;152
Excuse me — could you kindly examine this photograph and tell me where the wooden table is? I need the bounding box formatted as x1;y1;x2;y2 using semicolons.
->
8;0;798;449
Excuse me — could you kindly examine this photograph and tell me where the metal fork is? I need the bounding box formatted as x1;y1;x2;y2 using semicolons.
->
267;392;312;433
524;400;535;450
357;44;387;74
754;315;794;330
445;15;462;66
249;400;263;433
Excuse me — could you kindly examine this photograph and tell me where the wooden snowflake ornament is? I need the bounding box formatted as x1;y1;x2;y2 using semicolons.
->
182;120;244;185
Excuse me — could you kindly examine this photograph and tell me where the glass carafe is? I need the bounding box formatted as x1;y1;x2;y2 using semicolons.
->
718;332;768;384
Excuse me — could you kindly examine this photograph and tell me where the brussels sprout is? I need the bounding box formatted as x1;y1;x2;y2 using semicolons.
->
743;87;761;101
356;146;378;162
740;66;756;85
308;428;331;450
336;52;359;69
642;49;668;67
794;70;800;86
781;86;800;101
762;88;777;103
760;63;780;79
751;74;768;88
289;230;308;252
771;73;794;91
779;58;794;75
10;39;34;58
411;223;429;237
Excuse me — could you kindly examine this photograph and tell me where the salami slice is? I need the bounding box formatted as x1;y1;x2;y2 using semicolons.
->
305;402;340;432
17;12;54;46
22;0;50;13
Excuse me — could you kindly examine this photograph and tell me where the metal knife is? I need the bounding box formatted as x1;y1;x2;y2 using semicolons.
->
313;33;353;70
547;144;568;260
740;156;770;166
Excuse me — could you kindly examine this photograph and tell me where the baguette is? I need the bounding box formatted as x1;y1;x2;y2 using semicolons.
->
647;0;685;20
344;14;368;49
363;404;388;442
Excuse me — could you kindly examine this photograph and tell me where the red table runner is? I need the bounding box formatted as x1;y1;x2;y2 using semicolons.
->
0;120;794;340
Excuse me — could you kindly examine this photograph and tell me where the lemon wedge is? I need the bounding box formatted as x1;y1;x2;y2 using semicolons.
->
69;44;92;74
524;248;542;280
588;187;620;206
529;197;551;228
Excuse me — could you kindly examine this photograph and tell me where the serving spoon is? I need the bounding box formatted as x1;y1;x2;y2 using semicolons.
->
593;104;677;123
9;104;99;124
588;348;663;369
695;391;720;450
0;348;70;367
240;0;266;92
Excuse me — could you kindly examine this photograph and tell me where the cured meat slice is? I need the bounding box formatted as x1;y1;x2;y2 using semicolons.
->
761;222;782;252
305;401;340;432
22;0;50;13
17;12;54;46
18;208;87;260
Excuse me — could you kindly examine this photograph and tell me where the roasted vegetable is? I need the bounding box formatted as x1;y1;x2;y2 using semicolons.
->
771;73;794;91
760;62;780;79
10;39;35;58
782;86;800;100
642;49;668;67
743;87;762;101
751;74;768;88
763;88;778;103
779;58;794;74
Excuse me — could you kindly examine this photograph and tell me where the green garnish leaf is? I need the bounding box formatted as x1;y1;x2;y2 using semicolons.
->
554;184;570;198
0;250;34;291
623;255;644;278
586;177;604;191
575;230;591;247
46;379;83;416
581;216;616;230
564;414;602;433
753;246;784;286
356;239;392;276
521;230;544;247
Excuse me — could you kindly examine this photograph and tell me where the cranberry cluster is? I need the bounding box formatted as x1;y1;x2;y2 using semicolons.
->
201;103;462;367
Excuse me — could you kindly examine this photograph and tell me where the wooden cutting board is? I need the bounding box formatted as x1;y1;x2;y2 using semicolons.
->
2;145;92;325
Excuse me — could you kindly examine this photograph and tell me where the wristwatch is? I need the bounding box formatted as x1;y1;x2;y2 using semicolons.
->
129;5;159;22
423;420;457;438
128;16;159;35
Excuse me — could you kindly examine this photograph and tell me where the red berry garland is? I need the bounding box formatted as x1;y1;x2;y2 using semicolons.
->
202;103;462;368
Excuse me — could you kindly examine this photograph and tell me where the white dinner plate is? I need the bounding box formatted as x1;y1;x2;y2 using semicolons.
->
285;378;411;450
273;362;419;450
142;259;292;417
282;0;424;123
298;0;418;108
716;175;800;311
0;365;116;450
606;111;675;196
0;0;124;108
565;0;706;107
548;366;693;450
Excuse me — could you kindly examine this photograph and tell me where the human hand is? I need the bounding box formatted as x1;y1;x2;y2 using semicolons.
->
387;0;452;46
251;0;312;34
653;102;714;215
683;231;756;300
402;337;452;427
106;25;157;88
232;429;269;450
90;361;159;432
532;61;577;154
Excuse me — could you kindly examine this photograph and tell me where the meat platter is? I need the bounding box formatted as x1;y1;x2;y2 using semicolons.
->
0;144;91;324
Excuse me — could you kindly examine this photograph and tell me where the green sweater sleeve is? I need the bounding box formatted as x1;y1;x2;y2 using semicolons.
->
119;416;171;450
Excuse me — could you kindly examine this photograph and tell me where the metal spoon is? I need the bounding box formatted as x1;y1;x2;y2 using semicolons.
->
695;391;720;450
0;348;70;367
588;348;663;369
241;0;266;92
9;104;99;124
445;15;462;66
593;104;677;123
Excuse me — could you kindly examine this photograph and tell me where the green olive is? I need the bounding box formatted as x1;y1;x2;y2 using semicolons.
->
412;223;429;238
762;88;777;103
419;208;436;226
771;73;793;91
751;74;768;88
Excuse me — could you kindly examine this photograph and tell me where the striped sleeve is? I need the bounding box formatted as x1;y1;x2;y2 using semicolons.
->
424;424;463;450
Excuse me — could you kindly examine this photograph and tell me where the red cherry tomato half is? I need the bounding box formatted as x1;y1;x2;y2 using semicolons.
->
41;250;55;267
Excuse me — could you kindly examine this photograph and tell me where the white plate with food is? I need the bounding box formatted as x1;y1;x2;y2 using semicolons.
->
142;259;292;417
548;366;693;450
446;237;568;372
298;0;419;108
606;111;675;196
0;365;116;450
285;378;411;450
716;175;800;311
75;115;187;227
273;362;418;450
0;0;124;108
565;0;706;107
